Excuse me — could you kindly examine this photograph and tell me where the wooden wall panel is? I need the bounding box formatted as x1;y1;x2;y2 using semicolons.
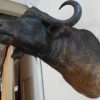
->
1;46;15;100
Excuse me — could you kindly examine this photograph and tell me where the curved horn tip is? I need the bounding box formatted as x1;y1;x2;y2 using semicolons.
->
58;0;82;26
59;0;80;10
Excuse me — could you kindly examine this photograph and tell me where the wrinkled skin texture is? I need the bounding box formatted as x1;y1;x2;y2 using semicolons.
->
0;0;100;98
0;17;48;57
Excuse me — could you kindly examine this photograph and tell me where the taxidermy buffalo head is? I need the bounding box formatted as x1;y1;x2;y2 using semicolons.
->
0;0;100;98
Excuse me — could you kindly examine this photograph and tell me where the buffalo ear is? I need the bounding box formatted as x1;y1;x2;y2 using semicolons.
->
41;18;71;40
45;24;71;39
43;22;61;37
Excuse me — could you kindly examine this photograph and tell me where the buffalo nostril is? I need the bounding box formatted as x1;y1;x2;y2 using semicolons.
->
0;24;2;27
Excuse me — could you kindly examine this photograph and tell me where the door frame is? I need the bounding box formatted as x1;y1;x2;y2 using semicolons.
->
0;0;45;100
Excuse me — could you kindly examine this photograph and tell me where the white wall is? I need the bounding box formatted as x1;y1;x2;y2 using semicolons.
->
10;0;40;7
38;0;100;100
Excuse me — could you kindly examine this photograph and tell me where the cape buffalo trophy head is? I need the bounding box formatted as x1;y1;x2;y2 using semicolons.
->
0;0;82;58
0;0;100;99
